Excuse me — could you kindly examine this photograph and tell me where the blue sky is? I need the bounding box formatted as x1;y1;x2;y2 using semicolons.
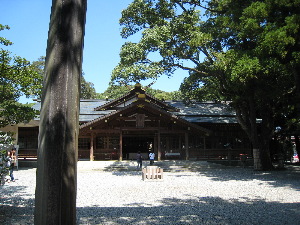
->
1;0;189;103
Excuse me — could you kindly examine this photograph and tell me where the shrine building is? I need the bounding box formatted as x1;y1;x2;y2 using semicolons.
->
3;83;253;161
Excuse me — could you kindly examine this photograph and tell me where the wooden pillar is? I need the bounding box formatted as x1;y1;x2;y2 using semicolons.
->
89;133;94;161
204;137;207;158
157;131;161;161
179;135;182;152
119;130;123;161
185;132;189;160
154;135;157;154
35;1;87;224
157;120;161;161
166;136;170;152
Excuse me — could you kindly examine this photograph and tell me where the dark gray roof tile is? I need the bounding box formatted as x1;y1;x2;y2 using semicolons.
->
31;99;236;124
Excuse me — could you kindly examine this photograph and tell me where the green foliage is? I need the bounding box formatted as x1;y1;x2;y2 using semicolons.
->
0;25;12;46
80;73;97;99
31;57;98;99
31;56;46;78
0;131;14;146
115;0;300;169
97;83;182;100
0;148;10;185
112;0;209;85
114;0;299;104
145;87;182;100
0;24;42;127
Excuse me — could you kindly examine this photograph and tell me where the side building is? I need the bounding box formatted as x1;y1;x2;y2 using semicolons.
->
2;84;252;161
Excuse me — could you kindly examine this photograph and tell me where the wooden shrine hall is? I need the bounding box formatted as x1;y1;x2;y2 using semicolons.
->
12;83;252;161
79;83;211;161
77;83;252;161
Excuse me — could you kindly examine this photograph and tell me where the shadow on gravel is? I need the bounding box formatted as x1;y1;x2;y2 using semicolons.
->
77;196;300;225
1;162;300;225
195;165;300;191
101;160;300;191
0;186;35;224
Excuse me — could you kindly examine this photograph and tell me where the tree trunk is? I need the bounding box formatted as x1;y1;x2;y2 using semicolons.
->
252;148;261;170
35;1;86;225
235;96;274;170
259;141;273;170
293;66;300;158
293;66;300;120
259;102;274;170
295;135;300;156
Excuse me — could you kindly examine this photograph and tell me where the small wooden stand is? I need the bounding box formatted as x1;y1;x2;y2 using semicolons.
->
142;166;163;181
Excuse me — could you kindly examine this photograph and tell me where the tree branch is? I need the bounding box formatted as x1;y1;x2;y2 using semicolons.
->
171;63;208;76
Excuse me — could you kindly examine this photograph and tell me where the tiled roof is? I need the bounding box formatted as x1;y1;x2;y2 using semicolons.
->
168;101;235;116
32;99;237;124
79;99;212;135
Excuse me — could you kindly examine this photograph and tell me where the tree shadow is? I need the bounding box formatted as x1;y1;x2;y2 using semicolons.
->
0;186;34;224
77;196;300;225
100;160;300;191
1;162;300;224
195;164;300;191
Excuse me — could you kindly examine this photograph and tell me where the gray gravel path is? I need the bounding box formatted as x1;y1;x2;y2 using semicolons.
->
1;161;300;225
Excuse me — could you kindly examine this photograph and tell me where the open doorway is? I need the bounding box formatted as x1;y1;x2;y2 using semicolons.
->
123;136;153;160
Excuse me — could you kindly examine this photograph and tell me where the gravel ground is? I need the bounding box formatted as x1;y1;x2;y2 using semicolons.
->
1;161;300;225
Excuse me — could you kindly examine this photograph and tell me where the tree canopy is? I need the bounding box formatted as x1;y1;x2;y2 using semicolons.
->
31;56;97;99
113;0;300;170
80;72;98;99
0;24;41;128
97;82;182;100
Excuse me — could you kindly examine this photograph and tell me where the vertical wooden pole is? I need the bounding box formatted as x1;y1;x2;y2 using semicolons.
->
185;132;189;160
157;130;161;161
90;133;94;161
35;0;87;224
166;136;170;153
157;120;161;161
119;130;123;161
204;137;207;159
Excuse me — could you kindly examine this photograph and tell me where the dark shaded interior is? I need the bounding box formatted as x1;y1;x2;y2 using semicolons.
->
123;136;153;159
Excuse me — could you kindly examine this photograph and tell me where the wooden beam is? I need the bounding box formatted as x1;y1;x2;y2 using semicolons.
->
185;132;189;160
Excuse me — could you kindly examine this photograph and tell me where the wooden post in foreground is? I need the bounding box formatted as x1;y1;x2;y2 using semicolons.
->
35;0;87;224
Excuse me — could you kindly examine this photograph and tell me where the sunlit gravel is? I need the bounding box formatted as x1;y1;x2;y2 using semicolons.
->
1;161;299;224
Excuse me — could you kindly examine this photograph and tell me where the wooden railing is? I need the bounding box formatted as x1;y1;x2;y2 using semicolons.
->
18;149;37;160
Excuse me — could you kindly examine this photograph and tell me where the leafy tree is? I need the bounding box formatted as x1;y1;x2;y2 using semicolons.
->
31;57;97;99
146;88;182;100
96;84;131;99
113;0;299;170
80;72;97;99
0;24;41;127
97;83;182;100
31;56;46;78
202;0;298;169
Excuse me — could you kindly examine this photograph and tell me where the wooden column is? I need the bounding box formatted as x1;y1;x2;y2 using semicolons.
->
119;130;123;161
157;120;161;161
179;135;182;152
204;137;207;158
185;132;189;160
166;136;170;152
157;131;161;161
89;133;94;161
35;1;87;224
